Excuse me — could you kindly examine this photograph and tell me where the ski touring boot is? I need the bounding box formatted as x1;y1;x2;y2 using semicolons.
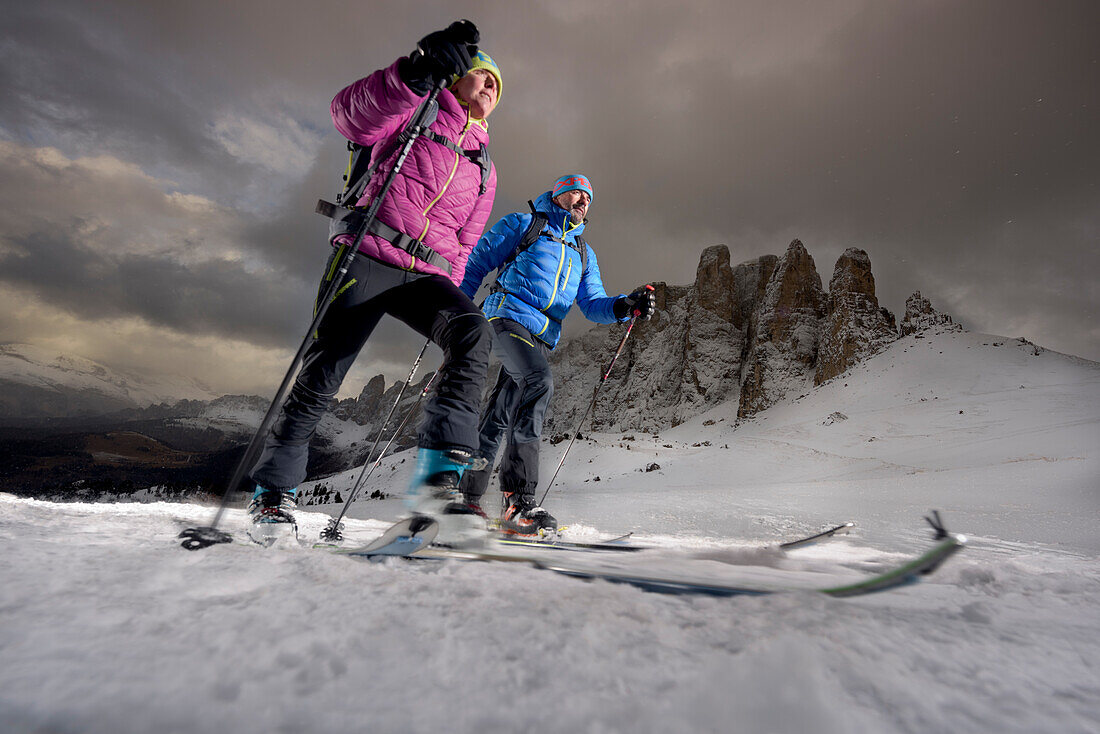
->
247;486;299;547
406;448;490;549
461;495;489;520
500;492;558;537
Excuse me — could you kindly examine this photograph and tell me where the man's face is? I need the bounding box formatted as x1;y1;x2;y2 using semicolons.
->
451;69;498;120
553;189;590;224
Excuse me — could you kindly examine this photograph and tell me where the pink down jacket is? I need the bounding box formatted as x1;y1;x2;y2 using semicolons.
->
330;59;497;286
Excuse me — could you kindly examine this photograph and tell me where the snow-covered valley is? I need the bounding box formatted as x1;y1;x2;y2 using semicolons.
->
2;329;1098;733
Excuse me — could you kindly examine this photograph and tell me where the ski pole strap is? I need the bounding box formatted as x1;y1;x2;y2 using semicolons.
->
314;200;452;276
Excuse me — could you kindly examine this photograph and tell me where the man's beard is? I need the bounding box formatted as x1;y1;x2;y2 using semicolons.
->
568;208;585;224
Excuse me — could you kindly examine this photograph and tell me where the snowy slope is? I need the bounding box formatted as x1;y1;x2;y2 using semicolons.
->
332;328;1100;553
1;328;1098;734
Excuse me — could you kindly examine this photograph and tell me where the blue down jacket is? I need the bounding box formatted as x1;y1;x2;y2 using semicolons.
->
459;191;625;347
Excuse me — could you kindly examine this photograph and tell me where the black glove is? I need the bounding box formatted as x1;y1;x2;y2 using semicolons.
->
399;20;480;95
614;286;657;321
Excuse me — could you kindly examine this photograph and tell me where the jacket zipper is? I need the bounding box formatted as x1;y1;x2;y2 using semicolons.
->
546;215;581;313
417;113;473;244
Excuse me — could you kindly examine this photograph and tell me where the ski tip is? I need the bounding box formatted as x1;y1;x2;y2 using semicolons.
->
339;515;440;557
924;509;949;539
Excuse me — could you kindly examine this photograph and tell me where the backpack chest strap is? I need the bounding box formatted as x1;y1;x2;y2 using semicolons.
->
423;132;491;195
313;200;452;277
362;217;452;276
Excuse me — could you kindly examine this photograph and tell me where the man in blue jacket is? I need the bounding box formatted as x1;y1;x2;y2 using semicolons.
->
458;174;657;534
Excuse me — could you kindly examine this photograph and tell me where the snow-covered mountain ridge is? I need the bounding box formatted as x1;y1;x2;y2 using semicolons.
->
0;343;219;419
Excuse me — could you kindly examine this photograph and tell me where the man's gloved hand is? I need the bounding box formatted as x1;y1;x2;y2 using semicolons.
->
400;20;480;95
613;285;657;321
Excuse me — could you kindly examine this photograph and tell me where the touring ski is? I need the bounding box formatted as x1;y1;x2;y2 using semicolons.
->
335;515;964;598
334;516;438;557
494;522;854;554
407;531;965;598
778;521;855;550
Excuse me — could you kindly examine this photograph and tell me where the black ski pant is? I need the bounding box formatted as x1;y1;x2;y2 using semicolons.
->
460;318;554;502
249;247;492;491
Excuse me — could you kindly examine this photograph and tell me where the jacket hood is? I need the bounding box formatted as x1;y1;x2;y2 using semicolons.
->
533;191;586;238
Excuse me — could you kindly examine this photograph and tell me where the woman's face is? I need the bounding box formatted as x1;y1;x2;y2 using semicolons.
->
452;69;498;120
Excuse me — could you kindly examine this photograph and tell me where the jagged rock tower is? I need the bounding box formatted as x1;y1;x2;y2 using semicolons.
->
342;242;955;437
815;248;898;385
737;240;826;416
545;241;938;431
899;291;956;336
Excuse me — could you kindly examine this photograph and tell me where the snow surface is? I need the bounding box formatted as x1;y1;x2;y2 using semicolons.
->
2;329;1099;733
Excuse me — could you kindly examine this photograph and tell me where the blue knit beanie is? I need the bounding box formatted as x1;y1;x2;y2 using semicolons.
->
552;174;593;201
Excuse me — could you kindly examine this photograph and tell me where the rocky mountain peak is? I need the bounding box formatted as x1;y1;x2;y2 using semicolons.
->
334;374;386;424
829;248;876;297
694;245;736;320
767;240;825;326
900;291;957;336
737;240;826;417
815;248;898;385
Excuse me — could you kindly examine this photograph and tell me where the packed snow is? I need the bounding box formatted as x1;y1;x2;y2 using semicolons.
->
2;329;1098;733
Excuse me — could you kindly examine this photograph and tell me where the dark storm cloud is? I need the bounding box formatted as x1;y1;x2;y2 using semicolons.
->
0;3;266;202
492;0;1100;356
0;0;1097;396
1;226;306;347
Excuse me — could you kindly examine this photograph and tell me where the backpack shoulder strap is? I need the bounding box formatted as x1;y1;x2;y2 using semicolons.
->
574;233;588;272
501;201;548;269
521;201;547;249
336;141;374;206
491;203;548;295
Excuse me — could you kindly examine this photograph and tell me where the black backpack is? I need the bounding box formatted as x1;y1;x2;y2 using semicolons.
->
498;200;588;275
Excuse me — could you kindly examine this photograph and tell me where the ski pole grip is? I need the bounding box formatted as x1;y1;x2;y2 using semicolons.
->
632;284;655;317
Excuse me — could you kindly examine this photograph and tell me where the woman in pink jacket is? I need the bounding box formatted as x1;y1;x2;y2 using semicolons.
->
247;21;500;545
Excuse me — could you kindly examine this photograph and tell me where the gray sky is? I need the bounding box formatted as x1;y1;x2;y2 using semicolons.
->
1;0;1097;397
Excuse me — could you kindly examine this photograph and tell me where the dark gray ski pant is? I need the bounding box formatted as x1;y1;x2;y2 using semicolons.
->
249;246;492;491
460;318;554;501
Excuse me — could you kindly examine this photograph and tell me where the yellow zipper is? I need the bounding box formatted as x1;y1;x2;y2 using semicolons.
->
507;332;537;349
547;238;566;310
324;244;347;284
546;214;583;313
331;278;357;302
417;114;473;242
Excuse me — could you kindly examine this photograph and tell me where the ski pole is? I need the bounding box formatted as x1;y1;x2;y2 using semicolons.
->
538;285;653;506
320;346;439;542
180;80;448;551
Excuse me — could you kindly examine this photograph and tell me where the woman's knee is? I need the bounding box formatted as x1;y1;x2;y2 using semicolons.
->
444;313;493;363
